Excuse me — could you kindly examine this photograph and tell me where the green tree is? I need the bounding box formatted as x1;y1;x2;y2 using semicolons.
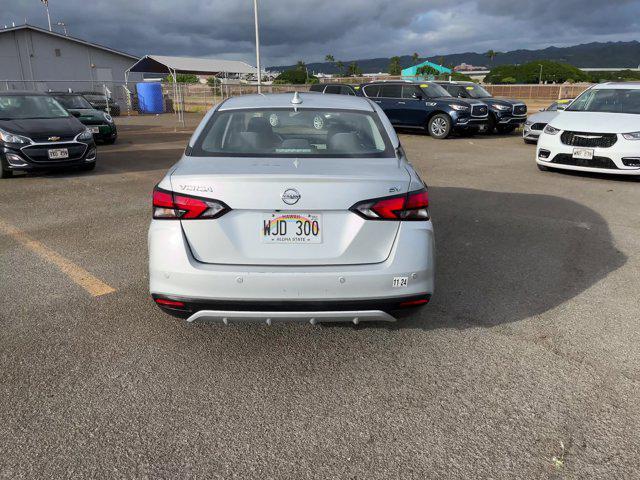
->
335;60;344;76
206;77;221;87
296;60;306;71
166;73;199;83
412;52;420;64
417;65;439;77
486;50;497;63
484;60;589;84
273;69;318;84
389;56;402;76
325;54;335;62
346;62;362;77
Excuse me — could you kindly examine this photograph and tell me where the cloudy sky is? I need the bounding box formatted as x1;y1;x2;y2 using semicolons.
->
4;0;640;66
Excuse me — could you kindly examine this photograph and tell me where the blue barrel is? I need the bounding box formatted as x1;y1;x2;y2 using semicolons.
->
136;82;164;114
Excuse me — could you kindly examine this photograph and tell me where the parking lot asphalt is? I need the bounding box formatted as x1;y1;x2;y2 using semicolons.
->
1;114;639;479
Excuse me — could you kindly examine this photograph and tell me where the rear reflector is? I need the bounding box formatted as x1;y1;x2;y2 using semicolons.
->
350;188;429;221
152;186;230;220
399;298;430;308
154;298;186;309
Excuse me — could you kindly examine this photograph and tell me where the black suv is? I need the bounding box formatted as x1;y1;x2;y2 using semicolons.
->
359;81;489;139
436;81;527;134
309;83;360;96
0;92;97;178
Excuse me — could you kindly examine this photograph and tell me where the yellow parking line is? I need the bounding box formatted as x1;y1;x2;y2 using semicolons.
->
0;219;115;297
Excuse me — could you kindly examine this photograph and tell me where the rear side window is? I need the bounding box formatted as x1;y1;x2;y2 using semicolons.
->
402;85;421;99
379;85;402;98
324;85;341;94
341;86;356;96
309;84;324;92
191;108;394;158
362;85;380;98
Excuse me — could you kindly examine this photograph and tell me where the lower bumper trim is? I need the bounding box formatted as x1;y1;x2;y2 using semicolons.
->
187;309;397;325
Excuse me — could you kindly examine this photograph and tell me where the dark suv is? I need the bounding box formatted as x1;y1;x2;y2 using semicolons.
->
436;81;527;134
309;83;360;96
359;81;489;139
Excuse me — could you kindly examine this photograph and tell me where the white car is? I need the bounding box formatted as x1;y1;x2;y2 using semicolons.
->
148;92;435;325
522;99;573;144
537;82;640;175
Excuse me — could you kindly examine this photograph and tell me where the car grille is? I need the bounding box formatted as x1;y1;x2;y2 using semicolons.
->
513;104;527;116
30;133;77;143
551;153;618;169
561;131;618;148
471;105;488;117
531;123;546;131
22;142;87;163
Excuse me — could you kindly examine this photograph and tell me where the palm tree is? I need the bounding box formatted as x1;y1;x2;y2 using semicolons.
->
296;60;306;71
336;60;344;76
412;52;420;64
486;50;497;63
325;54;335;62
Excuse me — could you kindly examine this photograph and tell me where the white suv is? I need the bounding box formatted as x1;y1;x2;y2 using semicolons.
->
537;82;640;176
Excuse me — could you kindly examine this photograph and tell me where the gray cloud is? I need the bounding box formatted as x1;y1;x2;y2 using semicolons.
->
3;0;639;66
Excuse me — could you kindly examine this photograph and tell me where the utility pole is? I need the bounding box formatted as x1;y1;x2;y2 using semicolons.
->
539;64;543;85
41;0;52;31
253;0;262;93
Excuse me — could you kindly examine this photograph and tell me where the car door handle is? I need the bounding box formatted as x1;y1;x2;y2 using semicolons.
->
374;100;382;103
397;101;406;105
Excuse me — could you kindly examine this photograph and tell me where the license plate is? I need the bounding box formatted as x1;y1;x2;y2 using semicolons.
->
90;127;100;133
261;213;322;244
47;148;69;160
573;148;594;160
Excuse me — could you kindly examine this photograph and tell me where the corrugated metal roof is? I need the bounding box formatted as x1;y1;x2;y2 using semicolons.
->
128;55;256;75
0;24;138;60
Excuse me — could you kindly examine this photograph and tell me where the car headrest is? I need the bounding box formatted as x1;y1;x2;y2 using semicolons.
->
247;116;274;135
329;132;360;152
279;138;311;150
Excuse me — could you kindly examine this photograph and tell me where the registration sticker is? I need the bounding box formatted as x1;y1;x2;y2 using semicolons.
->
392;276;408;288
420;84;428;88
466;86;475;90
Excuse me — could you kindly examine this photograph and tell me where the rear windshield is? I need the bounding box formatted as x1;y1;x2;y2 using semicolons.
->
567;88;640;114
190;108;394;158
0;95;69;120
54;95;93;109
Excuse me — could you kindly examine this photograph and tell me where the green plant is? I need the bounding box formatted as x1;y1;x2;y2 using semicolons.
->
166;73;199;83
389;56;402;76
417;65;439;77
273;69;318;84
501;76;517;84
346;62;362;77
485;60;589;84
206;77;221;87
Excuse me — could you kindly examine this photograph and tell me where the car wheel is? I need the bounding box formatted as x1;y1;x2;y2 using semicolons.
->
537;164;550;171
428;114;452;139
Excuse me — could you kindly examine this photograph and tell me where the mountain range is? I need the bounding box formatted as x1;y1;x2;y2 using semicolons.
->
269;41;640;74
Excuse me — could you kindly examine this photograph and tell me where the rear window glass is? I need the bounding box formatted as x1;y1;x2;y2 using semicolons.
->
190;108;394;158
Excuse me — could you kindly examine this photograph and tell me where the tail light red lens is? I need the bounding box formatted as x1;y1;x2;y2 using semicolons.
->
351;188;429;221
154;298;186;308
152;186;230;220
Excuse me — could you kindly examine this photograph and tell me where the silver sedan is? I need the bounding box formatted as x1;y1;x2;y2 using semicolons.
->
148;92;435;325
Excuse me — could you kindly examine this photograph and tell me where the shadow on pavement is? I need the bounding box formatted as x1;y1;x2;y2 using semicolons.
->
388;186;627;330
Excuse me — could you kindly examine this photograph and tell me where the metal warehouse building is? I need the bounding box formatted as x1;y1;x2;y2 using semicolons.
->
0;24;142;92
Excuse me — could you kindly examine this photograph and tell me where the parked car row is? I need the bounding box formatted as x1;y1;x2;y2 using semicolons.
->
0;91;117;178
310;80;527;139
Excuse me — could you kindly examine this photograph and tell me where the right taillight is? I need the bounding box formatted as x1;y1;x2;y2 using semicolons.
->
152;186;230;220
350;188;429;221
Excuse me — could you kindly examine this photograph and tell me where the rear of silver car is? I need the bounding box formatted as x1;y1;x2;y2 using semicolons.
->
148;93;435;324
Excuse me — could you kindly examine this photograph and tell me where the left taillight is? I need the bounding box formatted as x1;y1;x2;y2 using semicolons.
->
350;188;429;221
152;186;230;220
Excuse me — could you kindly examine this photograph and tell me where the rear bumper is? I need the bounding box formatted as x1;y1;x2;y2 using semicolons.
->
148;219;435;320
153;294;431;323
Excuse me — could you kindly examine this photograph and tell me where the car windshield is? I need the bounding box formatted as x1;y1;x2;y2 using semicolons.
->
567;88;640;114
0;95;70;120
54;95;93;109
191;108;394;158
461;84;492;99
419;82;451;98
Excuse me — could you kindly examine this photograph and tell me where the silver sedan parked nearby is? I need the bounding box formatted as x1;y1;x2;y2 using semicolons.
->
523;98;573;144
148;92;435;325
